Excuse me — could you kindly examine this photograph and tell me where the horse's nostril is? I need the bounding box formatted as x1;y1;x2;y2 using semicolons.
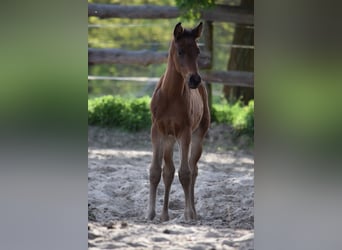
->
196;75;201;83
190;74;201;85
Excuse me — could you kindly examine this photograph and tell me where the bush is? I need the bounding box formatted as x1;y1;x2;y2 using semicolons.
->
232;100;254;138
88;95;254;138
88;95;151;131
212;100;254;138
211;103;232;124
123;96;151;131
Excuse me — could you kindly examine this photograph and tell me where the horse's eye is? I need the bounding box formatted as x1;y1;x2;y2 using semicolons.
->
178;50;184;56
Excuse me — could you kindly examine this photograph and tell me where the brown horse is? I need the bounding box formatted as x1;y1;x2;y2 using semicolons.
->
148;22;210;221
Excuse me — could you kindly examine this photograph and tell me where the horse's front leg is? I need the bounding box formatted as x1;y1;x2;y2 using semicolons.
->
189;127;206;220
178;128;196;220
161;137;176;222
148;124;163;220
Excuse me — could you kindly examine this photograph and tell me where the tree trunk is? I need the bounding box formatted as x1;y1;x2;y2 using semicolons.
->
223;0;254;105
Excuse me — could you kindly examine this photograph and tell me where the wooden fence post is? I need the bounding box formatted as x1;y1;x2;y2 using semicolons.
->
203;20;214;116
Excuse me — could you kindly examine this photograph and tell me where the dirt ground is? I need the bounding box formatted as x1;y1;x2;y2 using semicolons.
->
88;124;254;249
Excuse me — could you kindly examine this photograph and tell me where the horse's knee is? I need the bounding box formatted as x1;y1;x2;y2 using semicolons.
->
178;167;191;186
163;163;175;176
163;165;175;182
149;167;161;185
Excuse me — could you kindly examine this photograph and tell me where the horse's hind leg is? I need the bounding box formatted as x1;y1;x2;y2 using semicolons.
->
148;124;163;220
161;137;176;221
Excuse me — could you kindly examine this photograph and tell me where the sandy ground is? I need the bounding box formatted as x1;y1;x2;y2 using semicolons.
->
88;124;254;249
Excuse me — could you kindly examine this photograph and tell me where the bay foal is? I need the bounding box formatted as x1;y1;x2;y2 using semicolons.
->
148;22;210;221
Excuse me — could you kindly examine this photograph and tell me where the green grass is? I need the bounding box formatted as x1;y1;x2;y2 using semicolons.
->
88;95;254;137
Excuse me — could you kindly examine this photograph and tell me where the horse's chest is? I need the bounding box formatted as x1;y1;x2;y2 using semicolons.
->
152;93;203;135
189;91;204;121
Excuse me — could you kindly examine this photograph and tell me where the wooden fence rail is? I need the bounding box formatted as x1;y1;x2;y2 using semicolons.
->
88;48;211;68
202;71;253;87
88;70;254;87
88;4;253;24
88;4;254;88
88;48;167;66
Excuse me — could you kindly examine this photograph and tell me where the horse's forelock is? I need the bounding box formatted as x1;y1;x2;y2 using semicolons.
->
175;29;194;41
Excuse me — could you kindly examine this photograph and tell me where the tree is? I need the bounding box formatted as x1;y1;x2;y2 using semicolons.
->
223;0;254;104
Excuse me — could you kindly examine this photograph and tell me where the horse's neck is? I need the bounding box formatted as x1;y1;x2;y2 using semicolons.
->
161;56;186;97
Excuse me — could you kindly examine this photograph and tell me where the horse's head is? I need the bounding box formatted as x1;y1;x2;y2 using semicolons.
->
172;22;203;89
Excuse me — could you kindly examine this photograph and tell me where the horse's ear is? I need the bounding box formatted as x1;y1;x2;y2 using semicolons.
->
192;22;203;39
174;22;184;40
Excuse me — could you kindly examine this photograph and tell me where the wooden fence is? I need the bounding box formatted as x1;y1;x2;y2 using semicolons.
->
88;3;254;88
88;4;254;24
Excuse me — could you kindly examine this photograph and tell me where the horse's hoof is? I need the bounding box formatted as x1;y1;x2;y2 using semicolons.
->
191;210;197;220
160;212;170;222
184;209;197;221
147;210;156;220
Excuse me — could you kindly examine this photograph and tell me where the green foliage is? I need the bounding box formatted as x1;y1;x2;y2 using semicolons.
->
88;95;151;131
88;95;254;138
212;100;254;138
175;0;216;20
232;100;254;138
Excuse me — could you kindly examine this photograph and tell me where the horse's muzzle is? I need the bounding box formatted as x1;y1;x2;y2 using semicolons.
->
189;74;201;89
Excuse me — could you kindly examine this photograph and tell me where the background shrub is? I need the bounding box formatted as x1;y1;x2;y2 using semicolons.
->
88;95;151;131
88;95;254;138
211;100;254;140
231;100;254;138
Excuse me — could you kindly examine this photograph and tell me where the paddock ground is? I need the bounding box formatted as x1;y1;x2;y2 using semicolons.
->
88;124;254;249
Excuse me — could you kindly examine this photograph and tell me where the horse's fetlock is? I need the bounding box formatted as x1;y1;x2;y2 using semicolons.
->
192;168;198;177
147;210;156;220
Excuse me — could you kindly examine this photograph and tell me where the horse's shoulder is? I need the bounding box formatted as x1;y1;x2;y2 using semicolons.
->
150;80;165;117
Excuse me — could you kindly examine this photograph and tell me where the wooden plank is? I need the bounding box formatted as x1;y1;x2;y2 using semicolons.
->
201;5;253;24
202;70;254;87
88;4;179;19
88;48;211;68
88;76;159;83
88;48;167;66
88;4;253;24
88;71;254;87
